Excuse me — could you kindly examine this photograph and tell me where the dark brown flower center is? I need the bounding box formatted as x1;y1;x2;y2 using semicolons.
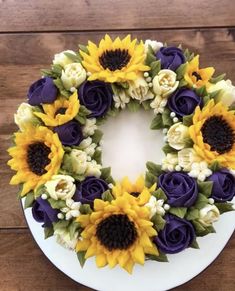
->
55;107;67;116
96;214;138;251
192;71;202;81
201;115;234;154
99;49;131;71
27;142;51;176
130;192;140;197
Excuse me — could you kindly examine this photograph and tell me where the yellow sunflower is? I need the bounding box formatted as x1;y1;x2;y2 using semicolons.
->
8;126;64;196
189;99;235;168
112;175;156;205
80;34;150;83
34;91;80;127
184;55;215;89
76;193;158;273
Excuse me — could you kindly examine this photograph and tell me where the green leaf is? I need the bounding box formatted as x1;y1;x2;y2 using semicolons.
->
162;144;177;155
169;207;187;218
79;44;89;54
183;113;193;126
127;100;141;112
209;160;221;172
178;79;188;87
162;108;173;127
215;202;234;214
142;100;151;110
146;161;162;177
151;214;166;231
77;251;86;267
74;114;86;125
48;198;67;209
208;89;221;100
92;129;103;144
101;167;111;180
147;252;168;262
152;188;167;201
150;60;161;77
79;204;92;214
24;191;35;209
53;78;70;98
145;46;156;66
93;149;102;164
79;105;91;116
44;227;54;239
35;185;47;198
64;52;82;63
53;220;71;231
176;63;187;80
102;190;114;202
186;208;200;220
210;73;226;84
51;64;63;75
145;171;156;188
190;239;200;249
184;137;194;148
195;86;207;97
150;114;163;130
197;181;213;198
194;193;209;209
229;103;235;111
192;220;206;235
69;221;81;240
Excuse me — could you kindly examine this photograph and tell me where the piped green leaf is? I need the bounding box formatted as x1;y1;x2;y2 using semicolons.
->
24;191;35;209
146;161;162;177
77;251;86;267
102;190;114;202
150;114;164;130
169;207;187;218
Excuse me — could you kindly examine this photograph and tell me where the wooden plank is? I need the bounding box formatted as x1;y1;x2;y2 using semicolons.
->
0;230;234;291
0;0;235;32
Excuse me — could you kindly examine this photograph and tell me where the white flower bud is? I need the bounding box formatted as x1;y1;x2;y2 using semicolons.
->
70;149;88;175
14;103;39;131
167;122;190;150
53;50;77;68
61;63;86;90
83;118;97;136
208;79;235;106
128;77;154;102
85;160;101;177
45;175;76;200
144;39;163;54
198;204;220;227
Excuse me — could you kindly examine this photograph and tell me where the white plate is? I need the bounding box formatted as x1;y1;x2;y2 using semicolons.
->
23;110;235;291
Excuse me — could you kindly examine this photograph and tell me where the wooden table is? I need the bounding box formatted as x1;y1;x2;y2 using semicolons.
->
0;1;234;290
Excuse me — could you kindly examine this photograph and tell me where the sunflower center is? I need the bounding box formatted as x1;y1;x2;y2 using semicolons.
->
96;214;138;251
27;142;51;175
55;107;67;116
130;192;140;197
201;115;234;154
99;49;131;71
192;71;202;81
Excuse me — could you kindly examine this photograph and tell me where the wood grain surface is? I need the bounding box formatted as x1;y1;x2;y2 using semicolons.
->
0;1;234;290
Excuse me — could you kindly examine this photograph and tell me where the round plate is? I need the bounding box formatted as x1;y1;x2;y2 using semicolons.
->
23;110;235;290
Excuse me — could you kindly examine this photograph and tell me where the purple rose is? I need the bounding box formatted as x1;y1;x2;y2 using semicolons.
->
158;171;198;207
156;46;185;71
74;176;109;206
54;120;83;146
154;214;195;254
27;77;58;106
168;88;201;117
78;81;113;118
32;197;59;228
207;169;235;202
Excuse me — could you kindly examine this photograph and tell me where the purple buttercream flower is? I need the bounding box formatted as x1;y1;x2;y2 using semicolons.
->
74;176;109;206
158;171;198;207
156;46;185;71
154;214;195;254
32;197;59;228
168;88;201;117
27;77;58;106
78;81;113;118
54;120;83;146
207;169;235;202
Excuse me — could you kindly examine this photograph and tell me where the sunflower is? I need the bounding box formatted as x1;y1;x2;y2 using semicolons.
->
184;55;215;89
34;91;80;127
8;126;64;196
112;175;156;205
80;34;150;83
76;193;158;273
189;99;235;168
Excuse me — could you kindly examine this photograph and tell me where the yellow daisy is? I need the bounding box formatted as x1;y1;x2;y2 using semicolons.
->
80;34;150;83
76;193;158;273
189;99;235;168
184;55;215;89
112;175;156;205
34;91;80;127
8;126;64;196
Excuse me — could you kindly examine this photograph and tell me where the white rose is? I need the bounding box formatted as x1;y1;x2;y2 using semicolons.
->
54;228;78;250
53;50;76;68
145;196;165;218
85;160;101;177
61;63;86;90
208;79;235;106
198;204;220;227
167;122;190;150
162;153;178;171
144;39;163;54
152;69;179;98
14;103;39;131
128;77;154;102
178;148;202;171
45;175;76;200
70;149;88;174
83;118;97;136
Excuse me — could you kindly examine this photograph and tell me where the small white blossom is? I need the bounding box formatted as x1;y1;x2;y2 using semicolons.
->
85;160;102;177
145;196;165;218
83;118;97;136
162;153;178;171
150;95;167;114
113;91;130;109
45;175;76;200
178;148;202;171
167;122;190;150
70;149;88;175
53;50;76;68
198;204;220;227
79;137;96;156
144;39;163;54
61;198;81;220
188;161;212;181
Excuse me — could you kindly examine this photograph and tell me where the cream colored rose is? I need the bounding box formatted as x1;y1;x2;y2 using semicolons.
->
85;160;101;177
167;122;190;150
70;149;88;174
152;69;179;98
54;228;78;250
128;77;154;102
45;175;76;200
14;103;39;131
208;79;235;106
61;63;86;90
178;148;202;171
144;39;163;54
198;204;220;227
83;118;97;136
53;50;76;68
162;153;179;171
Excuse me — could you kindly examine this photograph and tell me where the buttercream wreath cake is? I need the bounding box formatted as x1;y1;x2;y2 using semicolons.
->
8;35;235;274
